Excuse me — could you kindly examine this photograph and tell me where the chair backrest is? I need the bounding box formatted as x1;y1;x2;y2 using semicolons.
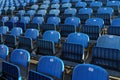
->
0;45;9;60
75;1;87;7
27;10;36;16
64;8;77;15
61;43;84;63
111;18;120;26
37;10;47;16
2;61;22;80
97;7;114;16
67;33;89;48
49;9;60;16
36;39;55;55
52;0;60;3
62;3;72;8
51;3;60;9
61;0;70;3
32;17;44;25
65;17;80;27
90;1;102;7
43;30;61;44
85;18;104;28
10;16;19;23
47;17;60;25
18;10;25;15
20;16;30;23
107;1;120;6
11;27;23;36
37;56;64;80
0;26;9;34
72;64;109;80
1;16;9;22
10;49;30;67
96;35;120;50
28;70;53;80
78;8;93;15
25;29;39;40
40;4;49;9
18;36;33;52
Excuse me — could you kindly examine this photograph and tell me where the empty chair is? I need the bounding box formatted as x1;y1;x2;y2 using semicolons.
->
43;30;60;44
24;29;39;40
33;39;55;58
4;34;17;49
11;27;23;36
59;17;80;37
0;16;9;26
0;45;8;73
81;18;104;40
61;0;70;3
49;9;60;16
25;10;36;17
107;1;120;15
0;45;9;60
108;18;120;36
77;8;93;24
67;33;89;48
17;10;26;17
75;1;87;9
90;1;102;13
36;9;47;16
18;29;39;52
92;35;120;70
40;4;49;9
72;64;109;80
0;26;9;34
93;7;114;25
29;17;44;30
61;33;89;66
31;4;39;10
37;56;64;80
61;3;72;8
64;8;77;16
5;16;19;30
51;3;60;9
41;17;60;33
1;49;30;79
1;61;22;80
51;0;60;3
16;16;30;31
61;8;77;20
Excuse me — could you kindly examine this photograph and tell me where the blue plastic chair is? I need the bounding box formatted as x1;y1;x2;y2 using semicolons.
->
78;8;93;15
37;56;64;80
92;35;120;70
25;29;39;40
43;30;61;44
65;17;80;27
85;18;104;28
0;44;9;60
72;64;109;80
49;9;60;16
10;49;30;78
64;8;77;16
47;16;60;25
108;18;120;35
0;26;9;34
11;27;23;36
67;33;89;48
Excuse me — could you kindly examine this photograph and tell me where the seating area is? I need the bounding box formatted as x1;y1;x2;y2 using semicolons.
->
0;0;120;80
